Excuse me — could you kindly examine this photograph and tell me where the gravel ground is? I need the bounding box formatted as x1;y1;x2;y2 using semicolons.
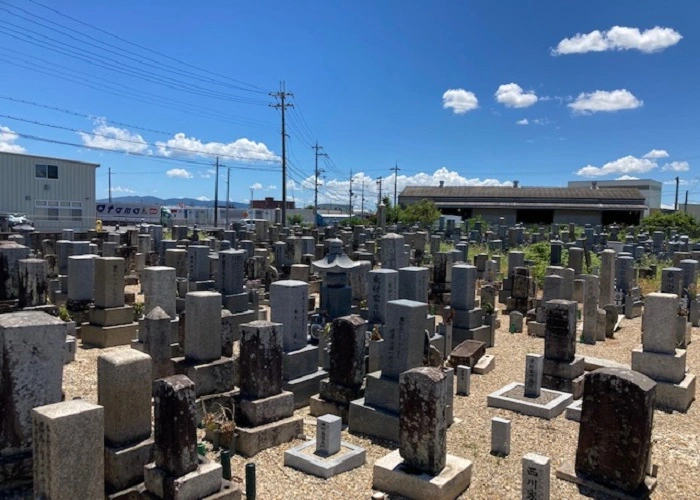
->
63;301;700;499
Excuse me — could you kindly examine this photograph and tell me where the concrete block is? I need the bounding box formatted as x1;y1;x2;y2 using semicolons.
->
473;354;496;375
284;440;365;479
372;450;472;500
89;305;134;327
487;382;573;420
144;456;223;500
631;346;687;384
173;357;235;397
236;391;295;427
543;356;585;380
654;373;696;412
235;415;304;457
348;398;399;443
282;344;319;381
565;399;582;422
282;368;328;409
81;322;139;348
105;438;154;492
364;371;400;413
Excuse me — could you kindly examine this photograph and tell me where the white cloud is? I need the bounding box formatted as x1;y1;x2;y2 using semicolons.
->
662;161;690;172
266;184;277;190
0;125;26;153
108;186;136;194
495;83;538;108
577;155;657;177
196;196;210;201
78;118;149;154
249;183;263;190
661;203;675;209
156;134;279;162
166;168;193;178
552;26;682;55
663;179;689;185
616;175;640;180
568;90;642;114
516;118;529;125
442;89;479;114
643;149;669;159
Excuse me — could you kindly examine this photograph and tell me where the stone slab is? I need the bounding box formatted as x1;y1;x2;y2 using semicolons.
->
282;368;328;409
144;456;223;500
348;398;399;443
654;373;696;413
556;460;656;499
284;440;366;479
81;322;139;348
583;356;630;372
172;357;235;397
308;395;350;424
105;438;154;493
236;391;294;427
89;305;134;327
565;399;582;422
373;450;472;500
542;374;585;399
282;344;319;381
631;346;687;384
487;382;573;420
543;356;585;380
364;371;400;413
472;354;495;375
235;415;304;457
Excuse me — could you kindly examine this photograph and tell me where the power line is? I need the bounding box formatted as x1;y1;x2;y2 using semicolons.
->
0;50;275;129
24;0;270;93
0;113;281;161
0;1;266;95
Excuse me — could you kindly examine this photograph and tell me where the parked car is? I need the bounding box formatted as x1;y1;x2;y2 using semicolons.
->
8;214;33;227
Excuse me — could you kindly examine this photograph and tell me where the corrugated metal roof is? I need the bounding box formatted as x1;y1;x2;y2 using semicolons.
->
400;186;645;201
434;202;648;210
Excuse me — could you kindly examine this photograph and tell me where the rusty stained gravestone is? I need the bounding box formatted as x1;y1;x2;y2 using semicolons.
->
448;339;485;369
575;367;656;494
239;321;284;400
399;367;448;476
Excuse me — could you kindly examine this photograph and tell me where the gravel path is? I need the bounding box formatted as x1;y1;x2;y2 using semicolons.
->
63;306;700;499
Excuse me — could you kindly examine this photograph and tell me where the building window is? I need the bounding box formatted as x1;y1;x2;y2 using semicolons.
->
72;209;82;221
35;164;58;179
47;208;59;220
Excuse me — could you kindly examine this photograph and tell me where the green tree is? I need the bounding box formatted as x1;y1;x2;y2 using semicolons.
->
287;214;304;225
640;211;700;238
382;196;404;224
400;198;441;228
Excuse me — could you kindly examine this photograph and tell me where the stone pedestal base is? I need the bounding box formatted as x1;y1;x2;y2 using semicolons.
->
284;440;366;479
105;438;154;493
195;390;239;425
631;346;687;384
348;398;399;442
235;415;304;457
173;357;234;397
556;461;656;499
473;354;496;375
542;374;585;399
283;368;328;409
143;456;239;499
527;321;545;338
453;325;492;348
282;344;319;380
654;373;696;412
89;305;134;326
81;322;139;347
235;391;294;427
373;450;473;500
487;382;573;419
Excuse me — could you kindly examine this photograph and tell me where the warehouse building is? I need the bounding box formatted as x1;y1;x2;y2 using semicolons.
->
398;182;647;226
0;151;99;232
567;179;661;216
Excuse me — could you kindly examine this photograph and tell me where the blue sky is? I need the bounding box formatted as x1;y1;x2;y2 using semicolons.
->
1;0;698;208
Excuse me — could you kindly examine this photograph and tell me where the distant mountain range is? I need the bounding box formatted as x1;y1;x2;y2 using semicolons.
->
97;196;248;208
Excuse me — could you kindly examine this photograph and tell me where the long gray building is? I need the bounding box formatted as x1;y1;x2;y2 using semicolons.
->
0;151;99;231
398;183;647;226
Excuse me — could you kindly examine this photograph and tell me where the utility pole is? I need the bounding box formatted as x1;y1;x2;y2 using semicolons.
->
108;167;112;203
313;142;327;220
360;181;365;218
270;82;293;226
214;156;219;227
675;176;680;211
226;167;231;228
376;176;383;205
349;170;354;216
685;190;689;214
391;162;400;208
250;187;255;205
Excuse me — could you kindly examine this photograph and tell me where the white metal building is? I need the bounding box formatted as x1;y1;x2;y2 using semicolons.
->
567;179;661;216
0;151;99;232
